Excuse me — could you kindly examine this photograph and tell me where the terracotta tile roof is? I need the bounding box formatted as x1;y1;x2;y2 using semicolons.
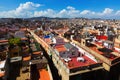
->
21;38;28;40
90;42;118;60
89;47;103;55
0;40;8;43
39;69;50;80
44;38;52;44
0;38;27;43
55;45;67;52
23;56;31;61
33;51;41;55
0;72;4;77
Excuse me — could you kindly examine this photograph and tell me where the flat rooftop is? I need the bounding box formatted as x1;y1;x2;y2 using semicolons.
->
29;29;102;72
87;40;120;65
92;41;118;60
62;54;97;69
52;37;101;70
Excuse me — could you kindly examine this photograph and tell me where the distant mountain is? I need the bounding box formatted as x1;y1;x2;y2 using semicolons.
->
90;18;103;20
24;17;69;21
0;17;117;22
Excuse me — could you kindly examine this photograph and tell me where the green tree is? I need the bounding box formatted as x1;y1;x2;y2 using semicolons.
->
8;37;21;46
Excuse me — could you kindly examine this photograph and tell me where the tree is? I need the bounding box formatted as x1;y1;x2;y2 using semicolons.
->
8;37;21;46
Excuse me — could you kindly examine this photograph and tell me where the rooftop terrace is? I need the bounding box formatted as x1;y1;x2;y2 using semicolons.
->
50;36;102;72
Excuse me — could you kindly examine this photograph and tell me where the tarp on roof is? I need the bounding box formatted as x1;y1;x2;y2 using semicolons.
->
44;35;50;38
64;43;74;49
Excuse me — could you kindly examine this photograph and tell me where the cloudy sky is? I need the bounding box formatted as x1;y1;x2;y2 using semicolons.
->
0;0;120;19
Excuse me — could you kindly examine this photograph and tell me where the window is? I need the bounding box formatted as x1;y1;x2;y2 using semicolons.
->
13;52;18;56
83;42;85;45
1;68;4;71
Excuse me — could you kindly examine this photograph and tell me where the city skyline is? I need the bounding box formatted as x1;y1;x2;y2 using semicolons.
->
0;0;120;19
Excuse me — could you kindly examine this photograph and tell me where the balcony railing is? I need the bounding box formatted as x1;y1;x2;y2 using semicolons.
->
70;63;102;73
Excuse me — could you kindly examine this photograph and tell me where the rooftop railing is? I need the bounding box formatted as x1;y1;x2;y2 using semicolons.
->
70;63;102;73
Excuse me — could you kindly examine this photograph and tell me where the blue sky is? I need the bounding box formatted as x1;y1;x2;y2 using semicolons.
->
0;0;120;18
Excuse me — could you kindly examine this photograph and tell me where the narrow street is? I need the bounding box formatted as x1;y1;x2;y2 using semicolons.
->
9;62;21;80
31;65;39;80
40;45;61;80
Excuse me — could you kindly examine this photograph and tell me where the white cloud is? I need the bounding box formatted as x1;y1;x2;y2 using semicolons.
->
80;10;91;15
32;6;119;19
0;3;120;19
103;8;113;14
66;8;80;17
16;2;41;13
63;6;80;17
67;6;75;10
57;9;68;17
34;9;56;17
97;8;113;16
115;11;120;15
0;2;41;18
34;6;80;18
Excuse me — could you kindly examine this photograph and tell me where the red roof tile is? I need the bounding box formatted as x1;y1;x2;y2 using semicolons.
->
33;51;41;55
55;45;67;52
0;40;8;43
0;72;4;77
90;42;118;60
44;38;52;44
23;56;31;61
67;55;97;69
39;69;50;80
